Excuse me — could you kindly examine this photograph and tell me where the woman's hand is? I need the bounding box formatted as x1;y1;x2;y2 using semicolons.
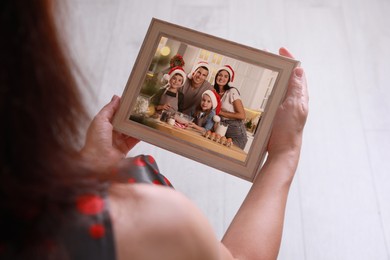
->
81;95;139;171
222;48;309;260
156;104;171;111
267;47;309;156
219;99;246;120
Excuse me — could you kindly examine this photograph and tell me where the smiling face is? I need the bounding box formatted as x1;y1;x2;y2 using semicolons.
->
191;67;209;86
169;74;184;89
200;94;213;111
216;70;230;87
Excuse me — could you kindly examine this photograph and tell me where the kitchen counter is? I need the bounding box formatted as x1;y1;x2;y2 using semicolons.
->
153;119;248;162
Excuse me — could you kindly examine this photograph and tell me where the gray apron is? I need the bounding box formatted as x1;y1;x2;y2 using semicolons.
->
159;89;179;113
223;119;248;150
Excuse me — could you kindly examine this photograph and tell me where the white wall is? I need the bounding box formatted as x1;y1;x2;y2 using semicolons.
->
66;0;390;259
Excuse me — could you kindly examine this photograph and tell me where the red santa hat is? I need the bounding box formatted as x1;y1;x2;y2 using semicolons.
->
217;64;235;86
162;66;187;86
188;61;210;79
202;90;221;115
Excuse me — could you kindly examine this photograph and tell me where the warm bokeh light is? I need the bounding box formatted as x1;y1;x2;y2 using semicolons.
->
160;46;171;56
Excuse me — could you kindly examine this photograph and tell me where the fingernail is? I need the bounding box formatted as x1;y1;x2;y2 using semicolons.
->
111;95;119;102
294;67;303;78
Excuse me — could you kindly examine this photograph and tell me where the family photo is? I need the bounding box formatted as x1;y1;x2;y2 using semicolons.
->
113;18;297;181
130;36;278;161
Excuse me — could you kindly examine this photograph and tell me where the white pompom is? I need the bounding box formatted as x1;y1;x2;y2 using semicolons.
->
161;74;169;84
163;74;170;81
213;115;221;122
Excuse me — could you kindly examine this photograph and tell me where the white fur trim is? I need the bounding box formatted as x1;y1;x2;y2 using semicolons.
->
213;115;221;122
202;90;217;109
162;74;171;81
170;69;186;80
167;68;187;86
195;62;210;72
189;62;210;80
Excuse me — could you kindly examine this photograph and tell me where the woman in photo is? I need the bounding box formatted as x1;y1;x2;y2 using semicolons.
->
214;65;248;149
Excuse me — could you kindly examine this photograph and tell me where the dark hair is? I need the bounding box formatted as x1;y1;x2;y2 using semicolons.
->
213;69;232;92
193;102;212;119
1;1;102;258
196;65;209;72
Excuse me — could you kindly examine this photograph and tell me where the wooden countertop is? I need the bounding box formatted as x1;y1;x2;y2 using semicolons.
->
152;119;247;162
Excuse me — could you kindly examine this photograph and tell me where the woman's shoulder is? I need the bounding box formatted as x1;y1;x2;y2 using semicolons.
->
225;88;241;102
226;87;240;95
108;184;226;260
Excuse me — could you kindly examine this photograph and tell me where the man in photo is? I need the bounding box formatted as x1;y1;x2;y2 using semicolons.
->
179;61;213;115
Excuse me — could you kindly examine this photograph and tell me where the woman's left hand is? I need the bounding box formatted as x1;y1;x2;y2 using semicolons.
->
81;95;139;170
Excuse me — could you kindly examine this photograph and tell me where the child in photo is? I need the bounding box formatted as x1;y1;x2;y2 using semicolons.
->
188;89;221;133
151;66;186;113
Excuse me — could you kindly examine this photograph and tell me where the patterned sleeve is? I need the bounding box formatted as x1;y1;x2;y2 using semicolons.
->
43;155;172;260
111;155;173;188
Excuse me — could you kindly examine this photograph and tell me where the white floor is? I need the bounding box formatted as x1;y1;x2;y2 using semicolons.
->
66;0;390;259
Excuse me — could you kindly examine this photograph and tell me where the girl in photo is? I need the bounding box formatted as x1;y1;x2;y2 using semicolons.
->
188;90;221;133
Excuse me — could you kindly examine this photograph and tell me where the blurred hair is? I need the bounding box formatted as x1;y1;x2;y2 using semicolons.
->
198;65;209;72
0;1;101;258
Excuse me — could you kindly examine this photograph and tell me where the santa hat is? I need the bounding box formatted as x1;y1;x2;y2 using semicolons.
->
188;61;210;79
162;66;187;86
217;64;235;86
202;90;221;115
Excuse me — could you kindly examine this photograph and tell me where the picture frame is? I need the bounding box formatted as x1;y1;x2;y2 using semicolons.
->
113;18;300;182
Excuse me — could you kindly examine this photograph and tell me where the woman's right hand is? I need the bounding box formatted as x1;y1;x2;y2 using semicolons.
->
267;48;309;156
81;95;139;171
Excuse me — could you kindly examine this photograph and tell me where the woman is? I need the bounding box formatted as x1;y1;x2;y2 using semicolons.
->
213;65;248;149
0;1;309;259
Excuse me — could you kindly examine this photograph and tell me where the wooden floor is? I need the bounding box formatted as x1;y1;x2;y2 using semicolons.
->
66;0;390;259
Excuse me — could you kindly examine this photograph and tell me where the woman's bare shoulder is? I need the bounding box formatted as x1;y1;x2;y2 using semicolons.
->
108;183;235;260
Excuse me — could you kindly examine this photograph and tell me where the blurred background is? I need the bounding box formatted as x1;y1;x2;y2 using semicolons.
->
65;0;390;259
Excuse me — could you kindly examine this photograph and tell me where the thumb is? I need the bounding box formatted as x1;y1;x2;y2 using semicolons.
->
279;47;295;59
285;67;308;102
97;95;121;122
278;47;307;101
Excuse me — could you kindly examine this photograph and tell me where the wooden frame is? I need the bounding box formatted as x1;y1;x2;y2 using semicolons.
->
113;18;299;182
